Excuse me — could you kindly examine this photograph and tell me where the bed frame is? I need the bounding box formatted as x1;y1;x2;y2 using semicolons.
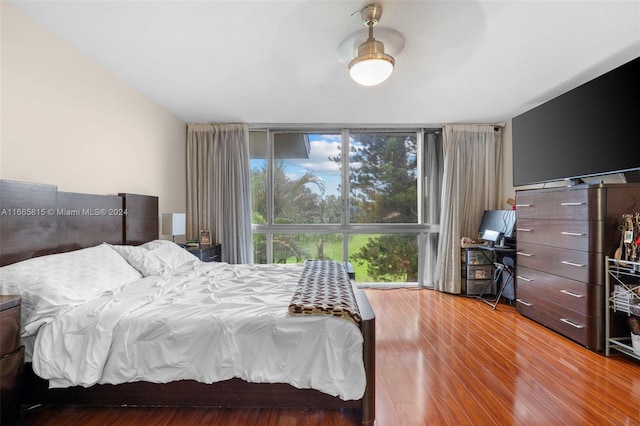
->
0;179;375;425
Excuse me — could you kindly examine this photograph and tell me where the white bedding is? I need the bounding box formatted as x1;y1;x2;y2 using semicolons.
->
0;243;143;336
24;246;365;400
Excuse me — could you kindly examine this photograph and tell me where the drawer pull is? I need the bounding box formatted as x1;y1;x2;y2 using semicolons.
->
515;204;532;208
516;275;533;282
561;231;586;236
516;298;533;307
517;252;534;257
560;289;584;298
560;202;586;206
560;318;585;329
561;260;586;268
517;228;533;232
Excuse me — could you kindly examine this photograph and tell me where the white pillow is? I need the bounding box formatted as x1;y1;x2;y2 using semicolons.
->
109;239;197;277
0;243;143;336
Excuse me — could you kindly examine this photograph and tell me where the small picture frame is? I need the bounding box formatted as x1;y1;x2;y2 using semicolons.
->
199;230;211;245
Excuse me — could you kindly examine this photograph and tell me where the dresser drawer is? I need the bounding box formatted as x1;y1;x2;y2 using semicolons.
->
516;293;602;350
461;248;493;265
516;242;603;284
0;305;20;357
187;244;221;262
516;188;603;220
462;279;496;296
198;246;220;262
516;266;603;316
462;264;493;280
516;218;603;252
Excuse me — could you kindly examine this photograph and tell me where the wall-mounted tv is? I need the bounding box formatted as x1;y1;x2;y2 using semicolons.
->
512;57;640;187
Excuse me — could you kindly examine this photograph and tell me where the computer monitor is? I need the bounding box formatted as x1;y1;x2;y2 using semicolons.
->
478;209;516;242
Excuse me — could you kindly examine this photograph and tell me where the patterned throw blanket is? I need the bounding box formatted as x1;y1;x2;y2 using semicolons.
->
288;260;362;324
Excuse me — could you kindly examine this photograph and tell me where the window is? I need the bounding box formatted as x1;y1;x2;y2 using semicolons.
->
349;132;417;224
250;128;442;286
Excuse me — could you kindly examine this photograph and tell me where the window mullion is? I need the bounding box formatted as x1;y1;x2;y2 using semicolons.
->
341;128;350;262
341;128;350;228
417;130;424;225
267;129;274;263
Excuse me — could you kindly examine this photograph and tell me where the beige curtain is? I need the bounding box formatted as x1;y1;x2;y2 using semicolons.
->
186;123;253;264
434;124;503;293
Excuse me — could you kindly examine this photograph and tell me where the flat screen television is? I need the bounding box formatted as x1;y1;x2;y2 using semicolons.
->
512;56;640;187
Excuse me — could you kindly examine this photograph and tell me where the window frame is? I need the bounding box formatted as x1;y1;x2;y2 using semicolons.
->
249;126;441;286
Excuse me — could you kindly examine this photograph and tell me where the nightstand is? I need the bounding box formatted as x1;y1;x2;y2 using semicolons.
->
1;295;24;423
187;243;221;262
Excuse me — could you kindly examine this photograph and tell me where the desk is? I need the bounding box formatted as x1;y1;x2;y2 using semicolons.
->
478;246;516;310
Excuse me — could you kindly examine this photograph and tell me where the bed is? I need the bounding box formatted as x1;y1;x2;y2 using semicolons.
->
0;179;375;425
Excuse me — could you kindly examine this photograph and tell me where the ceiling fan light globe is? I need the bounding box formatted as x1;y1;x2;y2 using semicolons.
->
349;57;394;86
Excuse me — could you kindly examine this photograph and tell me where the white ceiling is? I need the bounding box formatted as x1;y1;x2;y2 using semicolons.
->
9;0;640;126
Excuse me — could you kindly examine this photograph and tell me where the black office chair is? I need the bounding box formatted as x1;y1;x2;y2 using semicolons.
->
490;255;515;309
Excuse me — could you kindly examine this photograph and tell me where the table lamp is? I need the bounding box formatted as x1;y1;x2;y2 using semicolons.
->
162;213;186;242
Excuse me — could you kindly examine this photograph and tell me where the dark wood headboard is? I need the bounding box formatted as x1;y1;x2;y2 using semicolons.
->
0;180;159;266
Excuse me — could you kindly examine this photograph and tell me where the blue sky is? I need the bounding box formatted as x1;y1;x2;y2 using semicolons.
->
251;134;346;197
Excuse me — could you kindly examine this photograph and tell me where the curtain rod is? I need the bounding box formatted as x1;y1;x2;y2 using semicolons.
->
249;122;507;130
248;123;442;130
444;123;506;128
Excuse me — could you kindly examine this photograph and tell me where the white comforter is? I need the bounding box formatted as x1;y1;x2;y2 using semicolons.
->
31;261;366;400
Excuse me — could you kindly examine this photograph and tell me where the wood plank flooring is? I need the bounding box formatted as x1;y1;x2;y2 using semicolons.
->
17;288;640;425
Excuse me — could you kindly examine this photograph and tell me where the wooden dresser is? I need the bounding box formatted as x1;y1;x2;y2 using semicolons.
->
1;295;24;422
515;183;640;351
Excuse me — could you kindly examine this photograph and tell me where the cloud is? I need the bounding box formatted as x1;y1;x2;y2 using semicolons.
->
287;136;342;175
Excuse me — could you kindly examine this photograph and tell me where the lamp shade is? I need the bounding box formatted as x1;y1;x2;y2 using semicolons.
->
162;213;186;237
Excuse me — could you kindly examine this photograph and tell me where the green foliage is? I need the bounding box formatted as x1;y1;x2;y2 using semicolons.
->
250;163;268;221
346;133;417;223
252;212;268;263
273;235;310;263
253;160;334;225
350;235;418;282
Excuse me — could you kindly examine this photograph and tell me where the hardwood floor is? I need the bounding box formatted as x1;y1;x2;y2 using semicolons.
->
17;288;640;425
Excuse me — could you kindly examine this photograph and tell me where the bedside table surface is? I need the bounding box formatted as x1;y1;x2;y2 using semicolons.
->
187;243;220;252
0;295;21;312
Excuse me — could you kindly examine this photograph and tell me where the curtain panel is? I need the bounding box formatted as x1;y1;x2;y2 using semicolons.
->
434;124;503;293
186;123;253;264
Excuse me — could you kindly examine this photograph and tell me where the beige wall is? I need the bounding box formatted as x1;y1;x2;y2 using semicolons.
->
1;2;187;222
